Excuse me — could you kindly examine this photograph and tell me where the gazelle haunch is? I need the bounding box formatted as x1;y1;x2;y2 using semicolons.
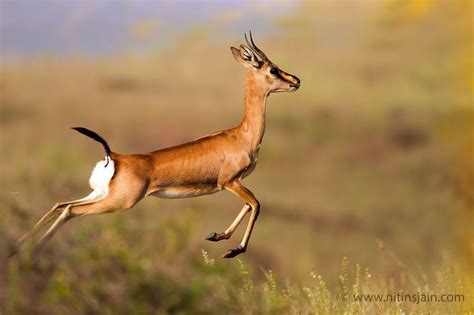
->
14;32;300;259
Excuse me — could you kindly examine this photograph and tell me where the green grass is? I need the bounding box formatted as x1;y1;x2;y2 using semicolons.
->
4;245;472;314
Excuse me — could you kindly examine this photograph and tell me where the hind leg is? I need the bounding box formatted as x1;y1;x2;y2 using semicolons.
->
33;196;121;253
10;194;106;258
20;157;148;255
35;204;74;252
16;191;103;246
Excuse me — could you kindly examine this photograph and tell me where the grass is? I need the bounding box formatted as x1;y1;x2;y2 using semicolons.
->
4;246;472;314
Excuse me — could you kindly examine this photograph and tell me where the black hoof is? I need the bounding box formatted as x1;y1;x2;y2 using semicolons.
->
222;246;245;258
205;232;228;242
205;232;219;242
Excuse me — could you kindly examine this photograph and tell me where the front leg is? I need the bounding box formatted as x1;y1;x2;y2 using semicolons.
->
205;204;251;242
221;180;260;258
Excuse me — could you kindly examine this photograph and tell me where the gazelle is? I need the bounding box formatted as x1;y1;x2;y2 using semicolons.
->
13;32;300;258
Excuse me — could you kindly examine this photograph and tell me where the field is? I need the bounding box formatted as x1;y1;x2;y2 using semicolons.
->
0;1;473;314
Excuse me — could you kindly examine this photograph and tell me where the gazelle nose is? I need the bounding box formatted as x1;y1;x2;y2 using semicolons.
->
291;77;301;89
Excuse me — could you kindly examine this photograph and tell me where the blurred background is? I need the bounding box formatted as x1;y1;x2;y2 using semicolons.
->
1;0;472;313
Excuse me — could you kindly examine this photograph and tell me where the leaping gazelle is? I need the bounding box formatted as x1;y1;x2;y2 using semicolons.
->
13;32;300;258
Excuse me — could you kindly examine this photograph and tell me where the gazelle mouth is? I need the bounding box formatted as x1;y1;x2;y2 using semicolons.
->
290;84;300;91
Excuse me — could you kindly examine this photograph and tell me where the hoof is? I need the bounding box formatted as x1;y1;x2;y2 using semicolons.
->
222;246;245;258
205;232;219;242
205;232;227;242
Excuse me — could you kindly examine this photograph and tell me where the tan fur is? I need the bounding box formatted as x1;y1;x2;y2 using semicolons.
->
14;35;300;258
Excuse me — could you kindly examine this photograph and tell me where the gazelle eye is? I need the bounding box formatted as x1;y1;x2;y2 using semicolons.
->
270;67;279;75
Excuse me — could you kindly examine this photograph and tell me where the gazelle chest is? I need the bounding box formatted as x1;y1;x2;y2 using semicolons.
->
241;148;260;178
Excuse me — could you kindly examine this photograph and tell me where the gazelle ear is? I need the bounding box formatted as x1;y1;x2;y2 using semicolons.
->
231;47;246;66
231;46;261;68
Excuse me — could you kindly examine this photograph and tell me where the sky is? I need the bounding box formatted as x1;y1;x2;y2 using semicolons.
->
0;0;297;58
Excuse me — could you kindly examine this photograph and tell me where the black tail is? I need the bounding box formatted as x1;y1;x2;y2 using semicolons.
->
71;127;112;166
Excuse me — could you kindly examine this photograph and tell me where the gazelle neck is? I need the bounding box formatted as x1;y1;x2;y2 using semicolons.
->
237;72;269;151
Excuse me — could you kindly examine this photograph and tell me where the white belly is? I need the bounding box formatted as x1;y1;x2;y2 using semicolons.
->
150;186;221;199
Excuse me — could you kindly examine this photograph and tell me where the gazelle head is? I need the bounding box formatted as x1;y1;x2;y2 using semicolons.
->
231;32;300;94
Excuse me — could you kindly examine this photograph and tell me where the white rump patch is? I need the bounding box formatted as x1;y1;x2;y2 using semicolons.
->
88;159;115;198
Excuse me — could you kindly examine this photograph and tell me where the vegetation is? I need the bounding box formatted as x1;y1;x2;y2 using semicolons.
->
4;249;472;314
1;0;472;313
